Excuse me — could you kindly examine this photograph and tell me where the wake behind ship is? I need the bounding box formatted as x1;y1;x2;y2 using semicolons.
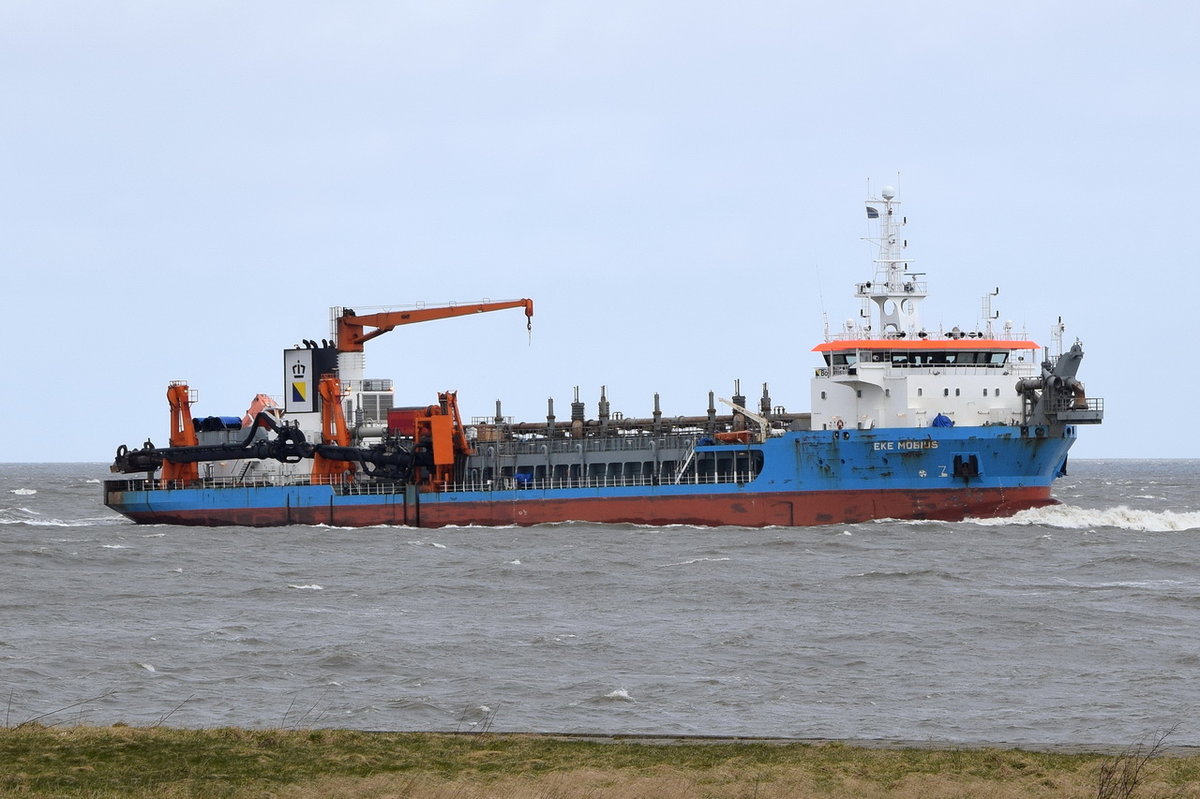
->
104;184;1103;528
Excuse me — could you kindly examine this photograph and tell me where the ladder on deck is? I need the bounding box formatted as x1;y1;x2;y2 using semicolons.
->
235;460;256;484
673;438;699;484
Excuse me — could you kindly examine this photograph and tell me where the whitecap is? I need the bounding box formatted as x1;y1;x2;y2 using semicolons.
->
138;663;156;672
10;488;36;495
288;584;323;590
603;688;635;702
970;504;1200;533
660;556;730;568
5;515;125;528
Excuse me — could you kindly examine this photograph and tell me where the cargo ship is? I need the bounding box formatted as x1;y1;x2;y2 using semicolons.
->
104;184;1103;528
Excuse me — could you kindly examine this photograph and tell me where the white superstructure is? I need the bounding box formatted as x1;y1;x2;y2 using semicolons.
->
809;185;1041;431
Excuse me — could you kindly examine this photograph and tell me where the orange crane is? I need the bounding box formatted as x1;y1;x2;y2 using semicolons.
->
335;299;534;352
332;299;533;488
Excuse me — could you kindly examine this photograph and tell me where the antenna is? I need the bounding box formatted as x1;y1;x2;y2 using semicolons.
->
981;287;1000;337
815;261;829;340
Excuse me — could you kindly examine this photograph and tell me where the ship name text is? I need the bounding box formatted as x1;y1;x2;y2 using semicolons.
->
873;440;940;451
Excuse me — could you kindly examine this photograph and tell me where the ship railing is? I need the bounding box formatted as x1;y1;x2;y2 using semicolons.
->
485;434;701;456
1043;395;1104;413
853;279;929;299
112;473;371;492
110;466;763;497
433;469;760;493
822;325;1044;343
336;480;404;496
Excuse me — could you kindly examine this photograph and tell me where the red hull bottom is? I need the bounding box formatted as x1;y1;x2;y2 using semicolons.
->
119;486;1056;528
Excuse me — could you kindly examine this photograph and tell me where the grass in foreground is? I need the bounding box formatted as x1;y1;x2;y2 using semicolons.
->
2;725;1199;798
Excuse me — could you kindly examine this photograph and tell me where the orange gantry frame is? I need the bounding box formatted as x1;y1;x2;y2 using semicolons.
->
334;299;534;353
162;381;199;484
413;391;472;489
311;374;354;483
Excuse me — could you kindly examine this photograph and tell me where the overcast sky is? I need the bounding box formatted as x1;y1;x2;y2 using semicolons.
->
2;1;1194;462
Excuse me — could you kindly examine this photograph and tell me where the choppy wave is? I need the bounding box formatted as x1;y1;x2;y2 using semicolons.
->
852;568;967;582
0;508;39;522
0;513;125;528
659;557;731;568
971;504;1200;532
7;460;1200;747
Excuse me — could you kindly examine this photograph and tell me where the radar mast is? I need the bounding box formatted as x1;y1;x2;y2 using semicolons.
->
855;185;926;338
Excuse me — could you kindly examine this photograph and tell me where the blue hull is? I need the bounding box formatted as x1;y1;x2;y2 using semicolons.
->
104;425;1074;527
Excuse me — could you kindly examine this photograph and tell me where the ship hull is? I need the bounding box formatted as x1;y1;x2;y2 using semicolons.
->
104;483;1056;528
104;426;1073;528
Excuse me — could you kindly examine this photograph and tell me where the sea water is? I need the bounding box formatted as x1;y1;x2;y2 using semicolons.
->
2;460;1198;748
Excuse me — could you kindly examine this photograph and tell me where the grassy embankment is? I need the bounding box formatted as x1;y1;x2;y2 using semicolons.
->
2;725;1198;798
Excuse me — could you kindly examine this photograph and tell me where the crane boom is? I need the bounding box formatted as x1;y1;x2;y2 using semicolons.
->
335;299;534;353
718;397;771;443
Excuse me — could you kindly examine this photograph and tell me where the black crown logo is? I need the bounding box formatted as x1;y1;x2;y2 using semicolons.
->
292;362;306;377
